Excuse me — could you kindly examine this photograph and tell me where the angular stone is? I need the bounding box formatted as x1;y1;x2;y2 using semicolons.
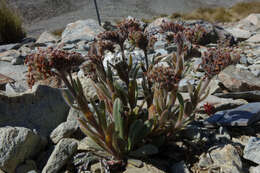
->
247;34;260;43
61;19;104;43
242;13;260;26
205;103;260;126
181;93;247;113
209;144;242;173
124;163;165;173
226;28;251;41
249;165;260;173
218;65;260;92
0;61;28;92
42;138;78;173
214;91;260;102
36;31;59;44
50;121;78;144
244;137;260;164
0;127;44;173
0;85;70;137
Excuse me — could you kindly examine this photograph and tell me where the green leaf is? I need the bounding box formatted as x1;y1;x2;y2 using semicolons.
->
128;119;152;151
176;92;184;107
114;81;128;106
90;100;107;132
113;98;125;139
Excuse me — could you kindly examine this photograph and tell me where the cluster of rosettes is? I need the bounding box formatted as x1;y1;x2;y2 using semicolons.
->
117;18;143;34
200;47;240;78
147;66;181;91
184;24;208;44
160;22;208;45
25;48;85;88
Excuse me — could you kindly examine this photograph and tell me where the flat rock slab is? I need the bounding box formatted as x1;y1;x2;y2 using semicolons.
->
214;91;260;102
0;85;70;137
244;137;260;164
205;102;260;126
218;65;260;92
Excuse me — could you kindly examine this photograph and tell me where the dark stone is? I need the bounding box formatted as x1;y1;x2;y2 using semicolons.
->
205;103;260;126
214;91;260;102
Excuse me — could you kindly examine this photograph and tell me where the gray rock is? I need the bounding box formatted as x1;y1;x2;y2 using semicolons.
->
0;85;70;137
247;34;260;43
78;77;97;100
226;28;251;41
0;44;20;53
67;107;84;123
218;65;260;92
42;138;78;173
15;160;38;173
244;137;260;164
181;93;247;113
61;19;105;44
198;153;213;168
209;144;243;173
5;83;26;95
205;103;260;126
0;50;20;60
170;161;190;173
242;13;260;26
124;164;165;173
50;121;78;144
0;127;44;173
0;61;28;92
36;31;59;44
249;165;260;173
62;44;76;50
214;91;260;102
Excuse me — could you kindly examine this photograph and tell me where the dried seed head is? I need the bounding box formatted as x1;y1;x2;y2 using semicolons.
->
25;48;85;88
148;66;180;91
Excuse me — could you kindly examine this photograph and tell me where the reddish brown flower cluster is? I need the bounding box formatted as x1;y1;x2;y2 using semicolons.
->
117;18;143;34
25;48;85;88
184;24;208;44
98;31;127;47
200;48;240;78
160;22;185;33
147;66;181;91
160;22;209;45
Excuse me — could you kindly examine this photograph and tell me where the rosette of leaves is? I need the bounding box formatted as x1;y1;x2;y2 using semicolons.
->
146;47;210;140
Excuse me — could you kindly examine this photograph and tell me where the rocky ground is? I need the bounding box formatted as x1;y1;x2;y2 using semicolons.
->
0;13;260;173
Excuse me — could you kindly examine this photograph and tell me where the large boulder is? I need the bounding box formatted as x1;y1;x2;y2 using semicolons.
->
42;138;78;173
61;19;105;44
0;85;70;137
0;127;45;173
